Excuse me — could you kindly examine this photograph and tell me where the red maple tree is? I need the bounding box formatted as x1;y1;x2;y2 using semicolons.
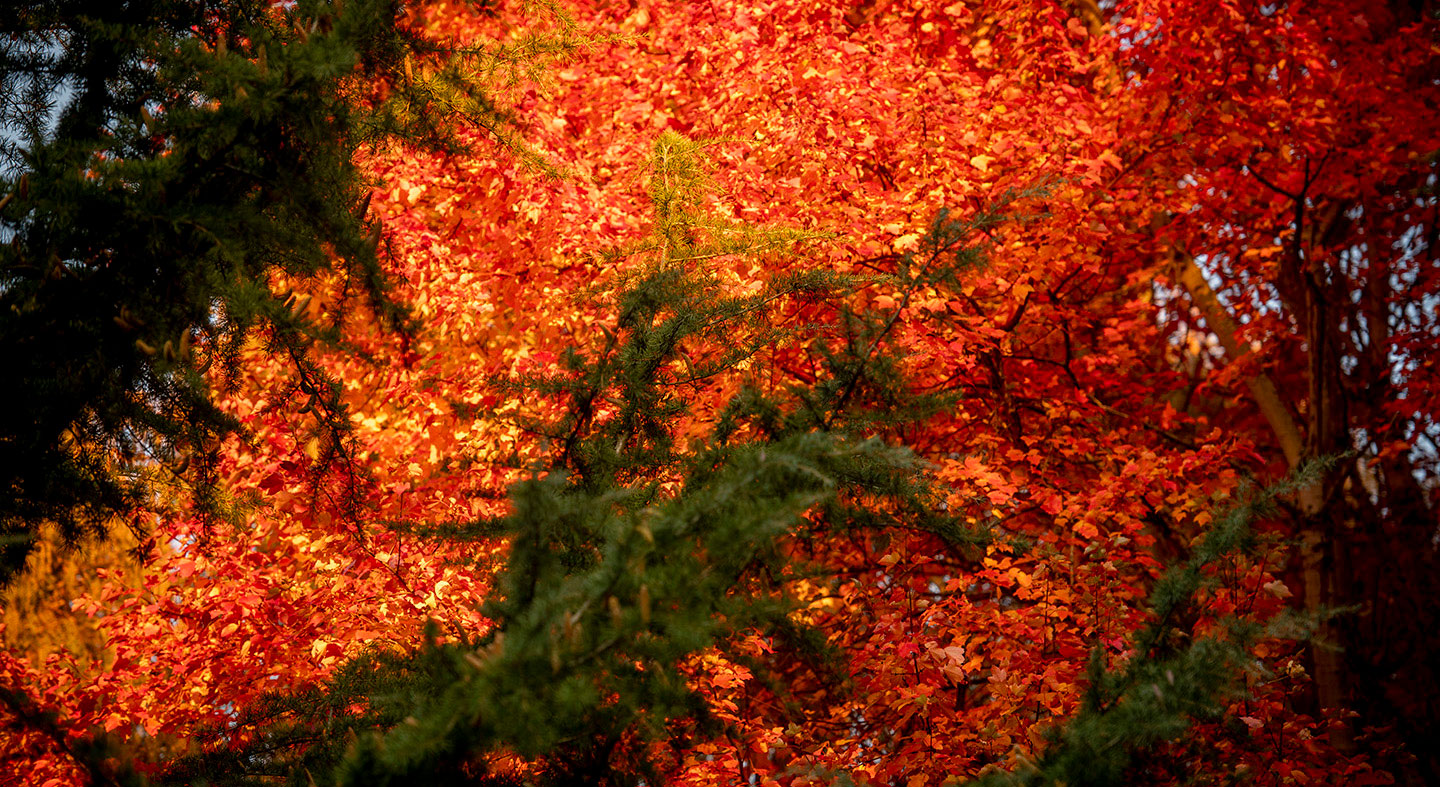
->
3;0;1436;785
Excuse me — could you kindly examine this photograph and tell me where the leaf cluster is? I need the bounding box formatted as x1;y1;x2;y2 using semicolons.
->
973;463;1333;787
159;134;1001;786
0;0;578;579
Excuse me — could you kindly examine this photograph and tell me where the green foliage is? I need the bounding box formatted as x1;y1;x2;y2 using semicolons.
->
0;0;566;579
0;2;1323;783
158;134;999;786
972;464;1332;787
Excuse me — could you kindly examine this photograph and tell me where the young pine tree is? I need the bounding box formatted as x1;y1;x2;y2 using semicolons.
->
149;133;1277;786
161;132;997;786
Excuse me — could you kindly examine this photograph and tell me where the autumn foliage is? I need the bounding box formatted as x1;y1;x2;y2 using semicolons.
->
2;0;1437;785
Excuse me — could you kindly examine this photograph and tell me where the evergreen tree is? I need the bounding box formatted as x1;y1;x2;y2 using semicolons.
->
153;134;1301;787
0;1;1320;776
158;133;1003;785
971;466;1327;787
0;0;552;579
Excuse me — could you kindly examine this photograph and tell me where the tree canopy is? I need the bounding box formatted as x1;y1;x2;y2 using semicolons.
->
1;0;1437;785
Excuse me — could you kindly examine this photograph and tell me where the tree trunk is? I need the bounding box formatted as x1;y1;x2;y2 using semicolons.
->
1173;253;1354;752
